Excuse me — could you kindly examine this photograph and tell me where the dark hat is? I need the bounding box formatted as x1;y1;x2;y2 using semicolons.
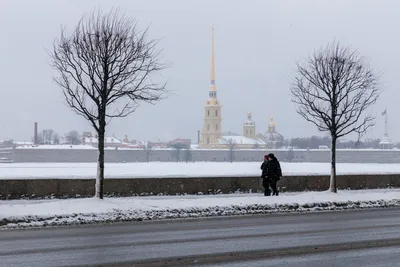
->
267;153;275;159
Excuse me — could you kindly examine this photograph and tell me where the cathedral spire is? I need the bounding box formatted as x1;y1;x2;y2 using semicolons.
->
200;25;222;148
210;25;216;92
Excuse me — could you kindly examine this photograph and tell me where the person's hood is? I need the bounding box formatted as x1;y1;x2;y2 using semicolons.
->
270;157;278;162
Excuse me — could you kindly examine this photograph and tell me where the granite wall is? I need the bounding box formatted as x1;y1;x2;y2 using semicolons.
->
1;174;399;200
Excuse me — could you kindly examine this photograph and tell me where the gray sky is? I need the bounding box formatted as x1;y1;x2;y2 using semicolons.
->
0;0;396;142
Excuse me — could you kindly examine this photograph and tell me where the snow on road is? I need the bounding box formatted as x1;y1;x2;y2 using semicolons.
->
1;189;400;229
1;162;400;179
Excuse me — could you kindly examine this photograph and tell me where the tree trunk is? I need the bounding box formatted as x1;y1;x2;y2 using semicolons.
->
95;122;105;199
329;136;337;193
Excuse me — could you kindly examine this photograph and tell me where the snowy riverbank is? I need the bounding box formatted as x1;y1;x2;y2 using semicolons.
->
2;162;400;179
1;189;400;229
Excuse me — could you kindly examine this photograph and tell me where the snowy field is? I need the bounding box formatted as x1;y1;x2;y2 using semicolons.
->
1;162;400;179
1;189;400;229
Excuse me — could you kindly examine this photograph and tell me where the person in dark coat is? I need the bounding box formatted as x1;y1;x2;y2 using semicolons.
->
261;153;282;196
260;154;268;179
260;155;270;196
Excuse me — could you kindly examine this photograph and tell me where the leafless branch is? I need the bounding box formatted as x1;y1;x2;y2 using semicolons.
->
291;41;381;140
50;9;168;130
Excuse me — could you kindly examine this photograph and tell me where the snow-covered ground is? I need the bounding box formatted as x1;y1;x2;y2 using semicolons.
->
1;189;400;229
1;162;400;179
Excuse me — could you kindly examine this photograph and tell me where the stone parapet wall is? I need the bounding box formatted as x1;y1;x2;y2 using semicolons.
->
1;174;399;200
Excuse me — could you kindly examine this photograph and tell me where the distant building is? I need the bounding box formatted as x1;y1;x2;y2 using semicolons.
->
123;135;130;143
168;138;191;149
243;112;256;139
14;141;34;148
219;135;265;149
257;117;284;149
198;27;282;150
0;140;14;148
200;26;222;148
149;142;168;149
83;136;122;148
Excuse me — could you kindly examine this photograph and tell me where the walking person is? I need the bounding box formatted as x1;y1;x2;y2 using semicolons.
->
266;153;282;196
261;153;282;196
260;155;271;196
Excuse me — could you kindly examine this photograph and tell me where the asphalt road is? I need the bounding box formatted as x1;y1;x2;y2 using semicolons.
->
1;209;400;267
198;246;400;267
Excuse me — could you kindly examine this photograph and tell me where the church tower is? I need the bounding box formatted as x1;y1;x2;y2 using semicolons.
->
200;26;222;147
243;112;256;139
268;116;276;133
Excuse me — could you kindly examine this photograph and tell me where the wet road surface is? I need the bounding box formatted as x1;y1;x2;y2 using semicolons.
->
1;208;400;266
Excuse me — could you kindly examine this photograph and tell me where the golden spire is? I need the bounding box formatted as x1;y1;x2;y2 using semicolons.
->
210;25;216;91
269;116;275;127
268;116;276;133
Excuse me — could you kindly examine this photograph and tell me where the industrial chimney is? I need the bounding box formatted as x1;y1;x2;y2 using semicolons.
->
34;122;38;145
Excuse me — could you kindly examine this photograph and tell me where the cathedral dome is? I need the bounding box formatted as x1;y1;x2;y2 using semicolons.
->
257;116;283;148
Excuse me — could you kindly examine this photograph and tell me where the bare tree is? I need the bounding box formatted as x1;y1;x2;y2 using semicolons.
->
50;10;166;199
291;42;381;193
224;138;236;163
287;144;295;162
143;142;153;163
184;148;192;163
42;129;55;145
65;130;82;145
53;133;61;145
170;143;186;162
36;132;44;145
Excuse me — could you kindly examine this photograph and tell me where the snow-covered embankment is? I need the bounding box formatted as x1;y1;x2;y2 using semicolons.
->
1;189;400;229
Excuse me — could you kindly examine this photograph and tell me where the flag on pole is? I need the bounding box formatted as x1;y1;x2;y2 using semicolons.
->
382;109;387;116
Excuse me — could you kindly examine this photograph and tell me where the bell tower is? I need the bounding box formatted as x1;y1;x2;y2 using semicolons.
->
200;25;222;147
243;112;256;139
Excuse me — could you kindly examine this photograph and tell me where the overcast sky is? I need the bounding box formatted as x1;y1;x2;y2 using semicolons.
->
0;0;397;142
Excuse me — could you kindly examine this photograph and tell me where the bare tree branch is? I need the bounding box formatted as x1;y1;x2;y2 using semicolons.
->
42;129;55;145
291;41;382;193
65;130;82;145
